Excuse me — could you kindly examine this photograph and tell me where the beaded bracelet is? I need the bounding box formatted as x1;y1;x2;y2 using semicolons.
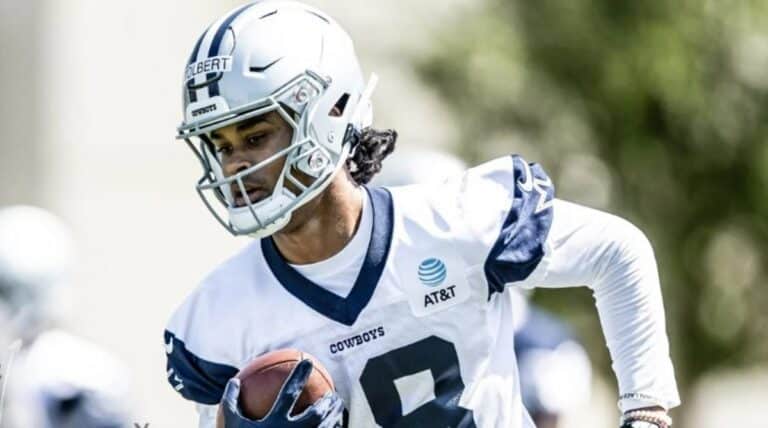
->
621;409;673;428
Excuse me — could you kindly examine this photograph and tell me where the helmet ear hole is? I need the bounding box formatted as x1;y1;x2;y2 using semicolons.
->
329;93;350;117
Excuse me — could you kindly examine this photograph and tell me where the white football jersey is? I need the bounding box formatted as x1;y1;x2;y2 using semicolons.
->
165;155;679;428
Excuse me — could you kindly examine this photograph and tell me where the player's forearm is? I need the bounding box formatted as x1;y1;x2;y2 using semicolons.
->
587;215;680;412
528;200;680;412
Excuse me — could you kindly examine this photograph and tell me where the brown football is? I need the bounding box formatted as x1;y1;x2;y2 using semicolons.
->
216;349;334;426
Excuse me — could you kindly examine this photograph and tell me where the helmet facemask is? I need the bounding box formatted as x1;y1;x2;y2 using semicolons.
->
180;71;370;238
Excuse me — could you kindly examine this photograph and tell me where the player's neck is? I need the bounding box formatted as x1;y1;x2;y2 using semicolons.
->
271;174;363;265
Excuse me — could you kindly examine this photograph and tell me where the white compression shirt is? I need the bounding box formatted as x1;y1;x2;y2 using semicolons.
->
289;188;371;299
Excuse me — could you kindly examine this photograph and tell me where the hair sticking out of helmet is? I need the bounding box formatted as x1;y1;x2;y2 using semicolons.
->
347;128;398;185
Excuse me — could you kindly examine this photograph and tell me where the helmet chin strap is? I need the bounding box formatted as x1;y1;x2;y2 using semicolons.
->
229;188;294;238
352;73;378;131
245;212;291;239
346;73;378;157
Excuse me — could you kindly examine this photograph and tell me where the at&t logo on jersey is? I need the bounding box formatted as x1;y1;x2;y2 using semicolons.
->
403;253;471;317
418;258;447;287
418;258;460;310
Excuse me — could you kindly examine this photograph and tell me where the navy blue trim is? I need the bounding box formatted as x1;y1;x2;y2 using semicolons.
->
186;26;209;103
206;3;255;98
261;187;394;326
484;155;554;296
164;330;238;405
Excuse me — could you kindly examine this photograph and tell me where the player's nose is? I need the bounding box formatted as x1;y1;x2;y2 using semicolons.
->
223;155;253;177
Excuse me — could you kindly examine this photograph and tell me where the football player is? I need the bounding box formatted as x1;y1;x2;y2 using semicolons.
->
0;206;131;428
165;2;680;427
511;291;592;428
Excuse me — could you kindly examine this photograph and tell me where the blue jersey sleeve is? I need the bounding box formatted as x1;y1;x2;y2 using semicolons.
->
164;330;238;405
483;155;554;294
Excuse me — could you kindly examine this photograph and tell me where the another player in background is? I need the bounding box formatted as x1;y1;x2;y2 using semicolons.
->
510;291;592;428
0;206;131;428
166;2;679;427
374;150;592;428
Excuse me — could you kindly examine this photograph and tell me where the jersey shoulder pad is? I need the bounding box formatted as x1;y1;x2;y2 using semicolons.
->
478;155;555;292
388;155;555;295
163;242;263;404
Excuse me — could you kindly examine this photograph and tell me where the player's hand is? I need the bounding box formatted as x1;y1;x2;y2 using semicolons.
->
221;359;345;428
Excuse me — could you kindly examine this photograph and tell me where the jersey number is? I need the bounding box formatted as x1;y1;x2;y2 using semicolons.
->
359;336;476;427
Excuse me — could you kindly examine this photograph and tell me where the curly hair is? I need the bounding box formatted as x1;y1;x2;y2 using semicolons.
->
346;127;398;184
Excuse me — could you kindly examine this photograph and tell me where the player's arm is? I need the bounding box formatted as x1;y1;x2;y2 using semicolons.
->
518;199;679;424
165;332;343;428
164;330;238;428
460;155;679;425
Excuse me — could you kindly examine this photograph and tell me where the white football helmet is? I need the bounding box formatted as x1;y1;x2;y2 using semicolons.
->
0;206;74;341
177;0;377;238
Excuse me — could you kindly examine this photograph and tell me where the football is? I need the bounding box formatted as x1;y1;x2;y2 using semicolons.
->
221;349;335;423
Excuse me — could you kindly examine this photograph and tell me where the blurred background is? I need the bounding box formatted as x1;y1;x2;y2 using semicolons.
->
1;0;767;427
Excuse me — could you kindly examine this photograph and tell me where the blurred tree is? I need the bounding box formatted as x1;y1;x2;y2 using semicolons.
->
417;0;768;418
